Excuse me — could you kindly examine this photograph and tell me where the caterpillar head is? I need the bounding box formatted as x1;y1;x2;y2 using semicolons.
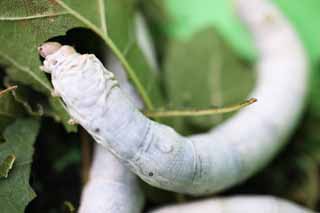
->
38;42;77;73
38;41;117;114
38;42;62;58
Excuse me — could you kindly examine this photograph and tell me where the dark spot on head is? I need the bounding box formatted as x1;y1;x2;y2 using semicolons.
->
94;128;100;133
148;172;154;177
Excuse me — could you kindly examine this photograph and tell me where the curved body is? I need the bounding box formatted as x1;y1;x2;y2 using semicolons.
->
150;196;313;213
78;144;144;213
40;0;308;197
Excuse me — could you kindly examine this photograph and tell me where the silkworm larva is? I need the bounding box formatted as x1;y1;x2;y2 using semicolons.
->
149;196;314;213
39;0;308;196
78;144;144;213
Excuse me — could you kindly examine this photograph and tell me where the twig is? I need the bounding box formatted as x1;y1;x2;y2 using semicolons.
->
0;85;18;97
144;98;257;118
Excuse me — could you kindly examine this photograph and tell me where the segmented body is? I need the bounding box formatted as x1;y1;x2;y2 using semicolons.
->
41;0;308;199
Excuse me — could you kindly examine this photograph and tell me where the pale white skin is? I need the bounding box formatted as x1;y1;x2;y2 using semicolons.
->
78;144;144;213
150;196;314;213
39;0;310;211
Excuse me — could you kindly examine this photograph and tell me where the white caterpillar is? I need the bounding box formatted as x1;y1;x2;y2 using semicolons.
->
39;0;308;196
39;0;308;210
149;196;313;213
78;144;144;213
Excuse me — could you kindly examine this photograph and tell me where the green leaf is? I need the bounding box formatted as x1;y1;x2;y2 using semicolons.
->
309;65;320;117
2;83;44;117
105;0;163;107
0;118;40;213
0;90;24;132
273;0;320;62
150;0;320;62
0;1;81;131
0;0;162;130
164;28;255;134
162;0;256;60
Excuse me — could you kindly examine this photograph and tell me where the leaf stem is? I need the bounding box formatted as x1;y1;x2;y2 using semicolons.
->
144;98;257;118
100;36;154;110
0;85;18;97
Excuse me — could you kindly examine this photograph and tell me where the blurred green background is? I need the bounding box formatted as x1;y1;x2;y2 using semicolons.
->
0;0;320;212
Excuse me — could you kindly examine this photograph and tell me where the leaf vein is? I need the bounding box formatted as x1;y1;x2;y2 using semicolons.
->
0;12;69;21
98;0;107;35
0;51;52;92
